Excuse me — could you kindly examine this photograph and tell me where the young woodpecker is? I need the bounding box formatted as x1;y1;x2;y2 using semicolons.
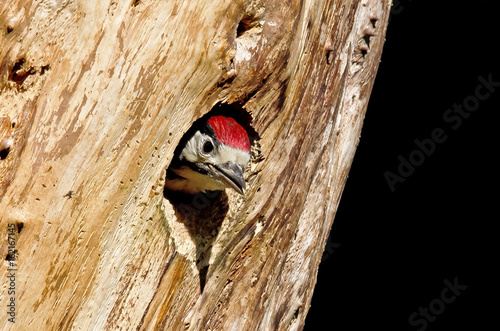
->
165;115;251;195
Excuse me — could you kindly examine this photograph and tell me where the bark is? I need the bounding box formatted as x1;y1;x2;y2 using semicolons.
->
0;0;390;329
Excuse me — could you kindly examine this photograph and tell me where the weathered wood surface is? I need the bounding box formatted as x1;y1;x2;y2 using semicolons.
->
0;0;390;329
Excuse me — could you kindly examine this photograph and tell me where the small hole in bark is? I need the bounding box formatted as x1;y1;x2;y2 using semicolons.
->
0;146;10;160
131;0;140;6
9;58;36;85
294;307;300;317
41;64;50;75
326;50;334;65
292;306;301;322
237;19;252;38
370;19;377;29
10;59;25;77
16;222;24;234
236;13;262;39
6;26;13;34
363;34;371;48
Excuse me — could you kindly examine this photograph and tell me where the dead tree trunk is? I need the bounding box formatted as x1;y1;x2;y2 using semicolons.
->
0;0;390;329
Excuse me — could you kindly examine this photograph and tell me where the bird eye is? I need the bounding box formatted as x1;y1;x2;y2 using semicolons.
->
202;140;214;154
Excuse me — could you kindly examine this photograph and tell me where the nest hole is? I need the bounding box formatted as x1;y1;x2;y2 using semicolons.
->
165;102;259;174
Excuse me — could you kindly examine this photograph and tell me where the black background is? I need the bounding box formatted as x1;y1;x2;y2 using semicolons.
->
305;1;497;330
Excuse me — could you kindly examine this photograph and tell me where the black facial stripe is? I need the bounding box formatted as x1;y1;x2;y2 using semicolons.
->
185;161;210;175
200;122;215;136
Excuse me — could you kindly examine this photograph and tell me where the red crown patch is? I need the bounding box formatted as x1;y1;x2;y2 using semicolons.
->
207;116;250;152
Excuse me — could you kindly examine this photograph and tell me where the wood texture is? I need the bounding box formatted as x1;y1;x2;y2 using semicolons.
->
0;0;390;329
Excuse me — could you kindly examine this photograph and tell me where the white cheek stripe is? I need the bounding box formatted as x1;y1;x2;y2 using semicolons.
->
216;145;250;167
180;131;207;163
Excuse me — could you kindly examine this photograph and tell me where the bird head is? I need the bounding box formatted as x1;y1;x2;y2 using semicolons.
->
165;115;251;195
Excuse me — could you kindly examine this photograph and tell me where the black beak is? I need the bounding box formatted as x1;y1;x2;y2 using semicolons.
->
210;163;246;195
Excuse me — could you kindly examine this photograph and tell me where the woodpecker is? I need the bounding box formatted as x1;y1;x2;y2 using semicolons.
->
165;115;251;195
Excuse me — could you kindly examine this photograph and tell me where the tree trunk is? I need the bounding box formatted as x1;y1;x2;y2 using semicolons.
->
0;0;390;329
